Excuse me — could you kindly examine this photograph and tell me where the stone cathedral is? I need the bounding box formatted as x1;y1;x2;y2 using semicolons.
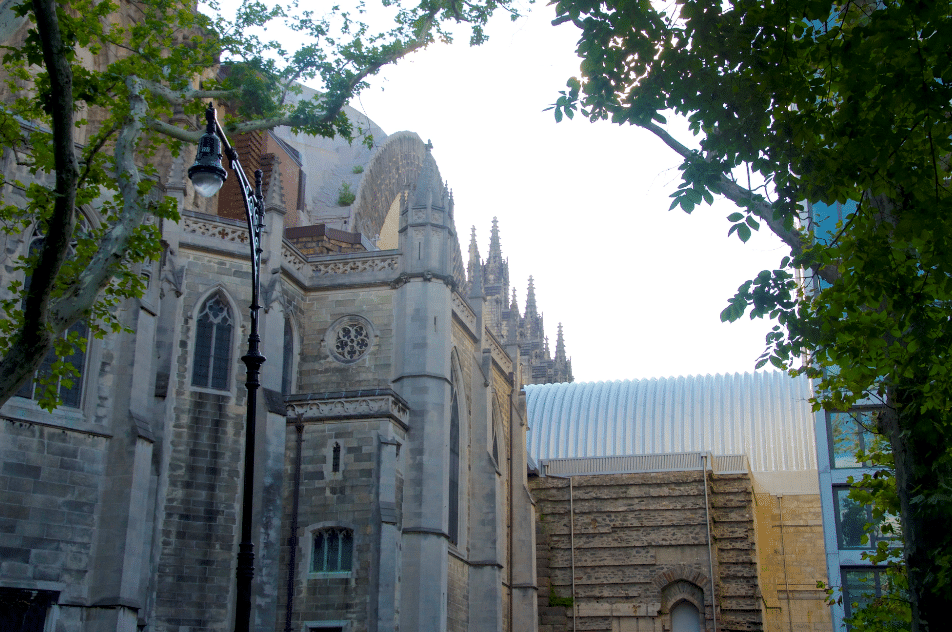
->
0;64;573;630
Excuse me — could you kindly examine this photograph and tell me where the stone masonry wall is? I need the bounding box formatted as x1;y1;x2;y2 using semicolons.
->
530;470;765;632
277;418;384;632
0;421;105;601
710;473;764;632
297;288;394;394
154;249;253;632
448;553;469;632
754;493;831;632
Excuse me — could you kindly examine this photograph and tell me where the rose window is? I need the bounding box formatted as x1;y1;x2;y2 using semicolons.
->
328;316;374;363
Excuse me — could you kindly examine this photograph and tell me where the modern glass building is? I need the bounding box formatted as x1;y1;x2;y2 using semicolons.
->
809;199;889;630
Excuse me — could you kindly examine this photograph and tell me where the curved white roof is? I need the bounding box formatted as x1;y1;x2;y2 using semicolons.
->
525;372;816;472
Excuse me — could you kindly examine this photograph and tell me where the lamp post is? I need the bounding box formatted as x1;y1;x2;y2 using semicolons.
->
189;104;266;632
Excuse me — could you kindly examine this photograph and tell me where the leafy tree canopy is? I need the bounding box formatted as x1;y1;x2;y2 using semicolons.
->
0;0;519;410
549;0;950;629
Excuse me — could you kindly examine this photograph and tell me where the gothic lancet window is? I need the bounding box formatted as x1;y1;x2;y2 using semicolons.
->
192;294;233;390
448;375;460;545
282;317;294;397
16;232;88;408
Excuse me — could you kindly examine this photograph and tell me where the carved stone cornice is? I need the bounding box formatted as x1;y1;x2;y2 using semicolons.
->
280;244;400;280
286;389;410;429
182;213;249;245
452;292;477;334
486;329;513;375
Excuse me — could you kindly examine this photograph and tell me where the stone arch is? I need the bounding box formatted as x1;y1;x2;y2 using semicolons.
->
651;565;711;595
653;567;712;632
351;131;428;240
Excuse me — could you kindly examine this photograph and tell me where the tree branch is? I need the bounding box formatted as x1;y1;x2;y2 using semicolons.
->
641;120;839;283
139;78;237;106
53;76;153;328
0;0;78;407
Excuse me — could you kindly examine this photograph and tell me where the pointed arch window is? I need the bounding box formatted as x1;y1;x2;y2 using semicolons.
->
448;375;460;545
282;317;294;397
192;294;233;390
15;232;88;408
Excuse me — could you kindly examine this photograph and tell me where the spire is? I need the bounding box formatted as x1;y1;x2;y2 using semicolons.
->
525;276;538;318
555;323;567;363
487;216;503;266
510;287;520;318
467;226;483;297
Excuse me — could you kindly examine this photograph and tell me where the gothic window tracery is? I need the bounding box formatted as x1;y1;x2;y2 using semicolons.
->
326;315;374;364
312;527;353;573
192;294;233;390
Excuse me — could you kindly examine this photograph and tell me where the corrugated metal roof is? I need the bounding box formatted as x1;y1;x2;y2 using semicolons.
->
525;372;816;472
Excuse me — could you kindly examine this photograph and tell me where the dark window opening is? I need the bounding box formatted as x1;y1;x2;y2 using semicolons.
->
448;379;460;545
192;294;233;390
313;527;353;573
0;587;58;632
282;317;293;397
332;443;341;473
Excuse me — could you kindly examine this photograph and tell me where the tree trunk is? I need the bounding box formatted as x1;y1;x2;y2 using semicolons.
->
883;386;952;632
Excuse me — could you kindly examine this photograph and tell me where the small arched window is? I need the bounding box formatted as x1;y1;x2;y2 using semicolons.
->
192;294;233;390
312;527;353;573
332;443;341;473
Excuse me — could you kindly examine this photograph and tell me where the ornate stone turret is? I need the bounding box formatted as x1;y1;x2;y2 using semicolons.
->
553;323;574;383
473;219;573;385
525;276;538;318
467;226;482;298
482;217;509;333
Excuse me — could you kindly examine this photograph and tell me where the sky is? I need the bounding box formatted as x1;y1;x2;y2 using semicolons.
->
215;0;790;382
348;3;789;382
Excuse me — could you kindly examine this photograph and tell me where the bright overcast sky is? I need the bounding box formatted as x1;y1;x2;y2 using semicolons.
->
213;0;790;382
352;3;789;382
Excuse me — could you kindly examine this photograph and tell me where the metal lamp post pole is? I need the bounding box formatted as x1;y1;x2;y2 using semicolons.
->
189;105;266;632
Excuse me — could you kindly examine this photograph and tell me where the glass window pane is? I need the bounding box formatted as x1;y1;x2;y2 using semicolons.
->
843;569;880;621
211;319;231;390
340;531;353;572
835;488;870;548
192;317;213;387
313;532;325;572
327;530;341;571
830;411;877;468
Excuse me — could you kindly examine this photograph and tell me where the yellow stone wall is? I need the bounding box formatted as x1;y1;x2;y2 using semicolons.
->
753;490;833;632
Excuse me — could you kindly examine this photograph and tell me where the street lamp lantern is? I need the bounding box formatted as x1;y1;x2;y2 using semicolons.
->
188;107;228;197
188;103;266;632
